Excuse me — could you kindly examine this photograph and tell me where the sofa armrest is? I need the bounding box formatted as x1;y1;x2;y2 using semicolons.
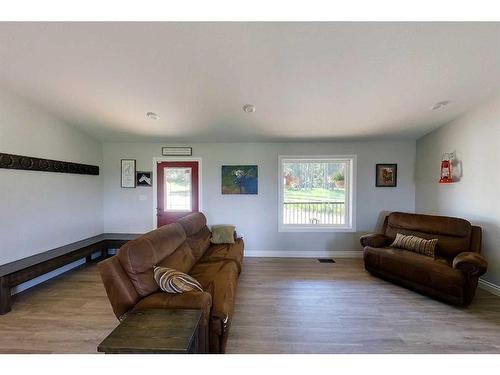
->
134;290;212;318
164;291;212;314
453;252;488;278
97;256;140;320
360;233;392;248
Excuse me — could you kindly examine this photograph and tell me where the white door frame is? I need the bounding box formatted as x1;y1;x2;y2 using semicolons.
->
152;157;203;230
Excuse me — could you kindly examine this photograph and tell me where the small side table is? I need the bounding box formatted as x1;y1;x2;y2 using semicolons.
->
97;309;204;354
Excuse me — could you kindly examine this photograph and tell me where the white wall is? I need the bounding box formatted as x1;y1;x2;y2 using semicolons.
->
415;95;500;286
0;88;103;267
103;141;416;255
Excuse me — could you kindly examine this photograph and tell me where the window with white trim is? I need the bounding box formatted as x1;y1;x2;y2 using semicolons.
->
279;156;355;231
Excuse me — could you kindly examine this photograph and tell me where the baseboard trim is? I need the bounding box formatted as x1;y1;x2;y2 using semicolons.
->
478;278;500;297
244;250;363;258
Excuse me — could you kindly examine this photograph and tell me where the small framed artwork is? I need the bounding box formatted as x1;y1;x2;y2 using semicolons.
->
162;147;192;156
376;164;397;187
136;171;152;187
121;159;136;188
222;165;258;194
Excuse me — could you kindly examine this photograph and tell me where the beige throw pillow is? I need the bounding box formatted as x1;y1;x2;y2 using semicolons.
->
153;266;203;294
390;233;438;258
210;225;236;244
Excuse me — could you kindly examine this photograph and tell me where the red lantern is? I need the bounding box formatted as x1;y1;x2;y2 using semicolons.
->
439;153;453;183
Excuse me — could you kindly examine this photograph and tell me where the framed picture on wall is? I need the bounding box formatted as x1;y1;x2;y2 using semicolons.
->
221;165;258;194
376;164;397;187
121;159;136;188
136;171;152;187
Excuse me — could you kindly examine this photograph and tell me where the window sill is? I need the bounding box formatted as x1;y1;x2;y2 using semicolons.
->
278;225;356;233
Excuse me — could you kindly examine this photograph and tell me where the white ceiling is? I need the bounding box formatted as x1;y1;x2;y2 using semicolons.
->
0;22;499;142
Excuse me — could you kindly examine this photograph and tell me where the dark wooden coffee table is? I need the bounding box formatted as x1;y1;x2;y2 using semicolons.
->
97;309;203;354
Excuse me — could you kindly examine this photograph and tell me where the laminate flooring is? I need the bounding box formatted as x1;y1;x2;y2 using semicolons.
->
1;257;499;353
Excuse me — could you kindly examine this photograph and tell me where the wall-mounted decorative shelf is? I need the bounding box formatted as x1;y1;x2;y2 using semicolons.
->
0;152;99;175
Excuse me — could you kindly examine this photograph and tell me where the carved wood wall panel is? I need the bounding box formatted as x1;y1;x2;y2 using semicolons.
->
0;152;99;175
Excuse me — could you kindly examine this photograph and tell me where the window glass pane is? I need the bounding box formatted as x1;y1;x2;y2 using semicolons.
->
165;167;192;211
283;160;346;225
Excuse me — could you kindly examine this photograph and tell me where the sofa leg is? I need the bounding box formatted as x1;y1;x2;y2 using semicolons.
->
0;276;11;315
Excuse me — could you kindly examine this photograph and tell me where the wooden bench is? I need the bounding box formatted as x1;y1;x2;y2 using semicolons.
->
0;233;140;314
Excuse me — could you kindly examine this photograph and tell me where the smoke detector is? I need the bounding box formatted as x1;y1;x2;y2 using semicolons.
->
146;112;160;120
431;101;450;110
242;104;256;113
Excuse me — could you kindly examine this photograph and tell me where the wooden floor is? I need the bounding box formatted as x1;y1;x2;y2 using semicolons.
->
1;257;500;353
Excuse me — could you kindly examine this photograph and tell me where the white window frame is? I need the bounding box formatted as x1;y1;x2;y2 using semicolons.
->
278;155;356;232
164;166;193;212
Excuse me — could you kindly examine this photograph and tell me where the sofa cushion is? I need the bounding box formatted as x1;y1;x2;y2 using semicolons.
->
200;238;244;273
153;266;203;293
185;226;211;261
118;223;186;272
385;212;472;259
177;212;207;236
117;223;197;297
158;242;197;274
391;233;437;257
176;213;211;261
387;212;471;237
364;246;465;299
210;225;236;244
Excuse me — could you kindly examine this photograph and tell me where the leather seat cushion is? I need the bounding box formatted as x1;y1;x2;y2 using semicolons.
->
200;238;244;273
364;246;465;298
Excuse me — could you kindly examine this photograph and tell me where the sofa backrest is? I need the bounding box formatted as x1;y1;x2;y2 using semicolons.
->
177;212;211;261
117;222;198;297
383;212;479;259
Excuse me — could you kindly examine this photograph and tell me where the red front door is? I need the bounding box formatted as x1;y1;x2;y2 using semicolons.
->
157;161;199;227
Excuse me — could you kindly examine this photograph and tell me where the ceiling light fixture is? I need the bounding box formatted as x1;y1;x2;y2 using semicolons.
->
146;112;160;120
242;104;256;113
431;101;450;111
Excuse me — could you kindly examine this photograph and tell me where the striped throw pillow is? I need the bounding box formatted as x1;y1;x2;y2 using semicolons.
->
390;233;438;258
153;266;203;294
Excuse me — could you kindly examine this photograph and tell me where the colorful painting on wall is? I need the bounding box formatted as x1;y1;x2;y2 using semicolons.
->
221;165;258;194
375;163;397;187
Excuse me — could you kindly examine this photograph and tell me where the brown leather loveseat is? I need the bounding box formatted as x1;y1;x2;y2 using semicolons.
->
98;212;244;353
361;212;487;306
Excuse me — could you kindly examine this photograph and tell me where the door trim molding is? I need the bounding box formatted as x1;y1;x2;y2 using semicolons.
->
152;157;203;230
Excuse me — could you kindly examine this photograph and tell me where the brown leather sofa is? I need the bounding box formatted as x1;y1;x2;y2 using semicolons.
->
98;212;244;353
360;212;487;306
